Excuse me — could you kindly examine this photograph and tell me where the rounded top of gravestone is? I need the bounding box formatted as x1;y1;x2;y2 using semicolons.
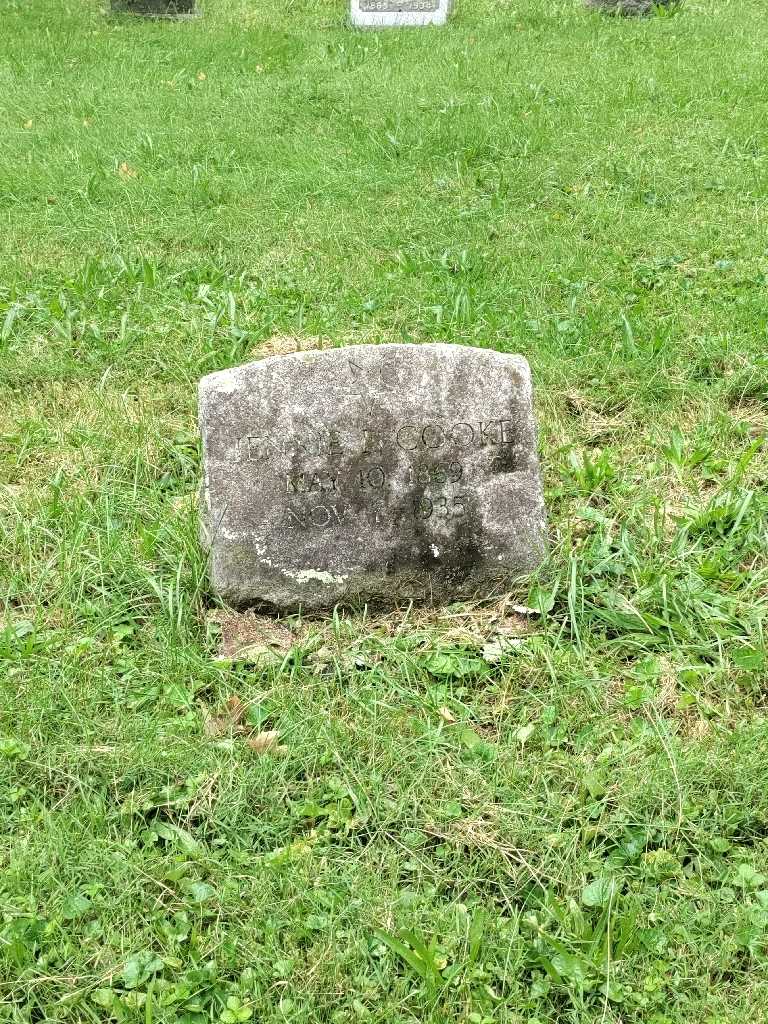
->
200;342;532;400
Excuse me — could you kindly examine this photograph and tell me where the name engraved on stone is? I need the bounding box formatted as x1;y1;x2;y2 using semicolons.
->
240;427;344;464
237;418;517;465
198;344;546;610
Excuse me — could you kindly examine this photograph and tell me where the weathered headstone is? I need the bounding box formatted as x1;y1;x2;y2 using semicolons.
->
584;0;673;14
110;0;197;17
350;0;451;29
199;344;546;611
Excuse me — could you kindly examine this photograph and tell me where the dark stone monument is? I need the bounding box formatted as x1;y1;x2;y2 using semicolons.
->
198;344;546;611
584;0;674;14
111;0;197;17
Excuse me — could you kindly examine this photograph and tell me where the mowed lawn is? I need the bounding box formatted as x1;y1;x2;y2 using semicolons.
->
1;0;768;1020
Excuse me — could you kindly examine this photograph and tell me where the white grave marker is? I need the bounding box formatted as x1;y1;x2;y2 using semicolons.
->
350;0;452;29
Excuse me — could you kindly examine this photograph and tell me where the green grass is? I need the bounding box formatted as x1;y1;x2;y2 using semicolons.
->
1;0;768;1020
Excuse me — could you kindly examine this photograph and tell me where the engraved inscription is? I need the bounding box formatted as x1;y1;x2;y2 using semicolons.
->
238;418;516;464
285;503;350;529
359;0;439;10
407;462;463;486
281;460;469;510
286;472;338;494
362;427;386;455
414;495;467;519
241;428;343;464
245;413;519;532
357;465;387;489
347;357;406;393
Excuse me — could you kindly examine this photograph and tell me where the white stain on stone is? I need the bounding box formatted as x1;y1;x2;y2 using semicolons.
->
430;544;441;558
285;569;348;585
209;368;239;395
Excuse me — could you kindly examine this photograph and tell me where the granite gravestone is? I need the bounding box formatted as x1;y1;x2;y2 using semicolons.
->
111;0;196;17
199;344;546;611
584;0;672;13
350;0;451;29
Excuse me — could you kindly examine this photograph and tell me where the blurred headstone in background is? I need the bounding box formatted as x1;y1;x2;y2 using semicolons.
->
584;0;674;15
350;0;452;29
110;0;198;18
